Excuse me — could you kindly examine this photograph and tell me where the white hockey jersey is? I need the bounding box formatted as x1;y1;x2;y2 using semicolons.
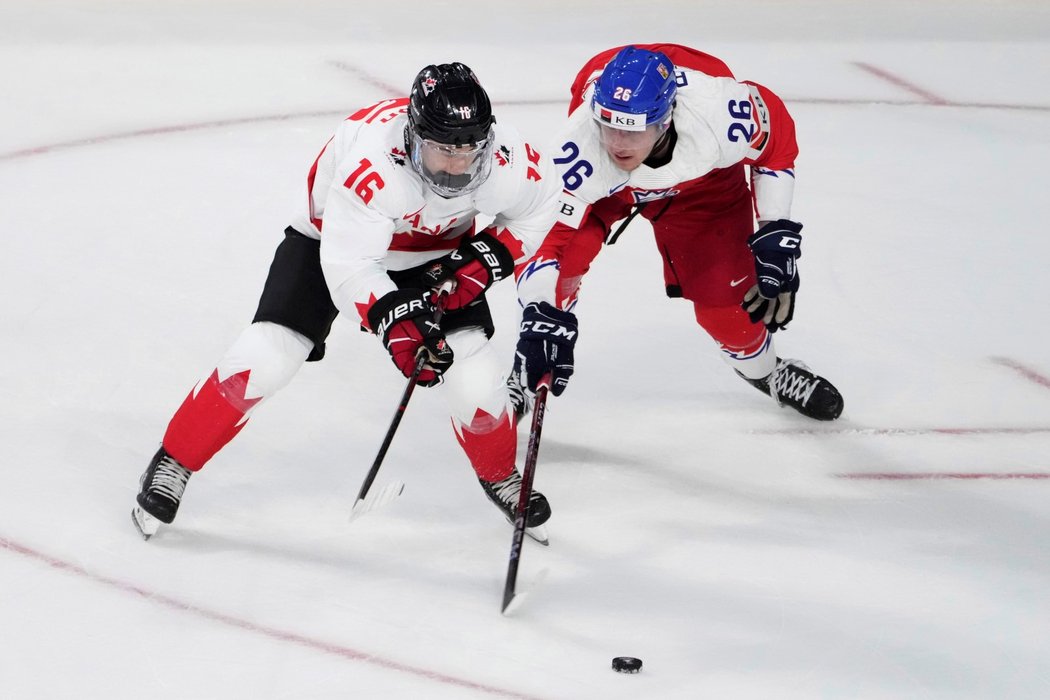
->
553;71;796;229
516;44;800;309
288;97;561;328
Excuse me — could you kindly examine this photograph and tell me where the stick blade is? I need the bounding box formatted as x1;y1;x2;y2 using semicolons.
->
501;567;550;616
349;480;405;521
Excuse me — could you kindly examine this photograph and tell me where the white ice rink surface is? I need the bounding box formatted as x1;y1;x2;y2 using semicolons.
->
2;1;1050;698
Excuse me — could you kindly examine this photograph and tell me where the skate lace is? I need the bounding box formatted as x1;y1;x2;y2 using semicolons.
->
491;471;543;506
151;456;191;502
770;359;819;407
492;472;523;504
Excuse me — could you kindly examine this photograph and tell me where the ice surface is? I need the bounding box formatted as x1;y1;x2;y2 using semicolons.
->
2;2;1049;698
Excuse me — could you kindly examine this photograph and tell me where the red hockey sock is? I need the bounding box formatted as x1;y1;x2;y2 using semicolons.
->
453;408;516;482
693;302;768;357
162;369;262;471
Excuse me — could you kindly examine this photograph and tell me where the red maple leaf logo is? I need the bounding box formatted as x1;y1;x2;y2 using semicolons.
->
495;145;511;167
355;292;380;331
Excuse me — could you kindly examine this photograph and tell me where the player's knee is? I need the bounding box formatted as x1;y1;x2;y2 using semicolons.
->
216;322;313;398
441;328;508;423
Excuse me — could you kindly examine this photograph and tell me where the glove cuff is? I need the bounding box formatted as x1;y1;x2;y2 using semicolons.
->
525;301;577;325
461;230;515;282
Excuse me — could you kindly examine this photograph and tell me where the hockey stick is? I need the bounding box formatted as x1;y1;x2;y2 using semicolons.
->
501;373;551;614
351;293;448;520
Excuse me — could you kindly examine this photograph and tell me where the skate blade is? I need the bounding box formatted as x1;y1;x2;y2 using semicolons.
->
349;480;405;522
524;524;549;547
502;513;549;546
131;506;160;540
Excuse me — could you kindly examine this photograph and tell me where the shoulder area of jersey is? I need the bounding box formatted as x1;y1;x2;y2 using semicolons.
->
482;123;548;185
332;108;425;214
675;70;747;107
335;114;417;178
486;122;537;166
556;84;608;152
337;101;412;157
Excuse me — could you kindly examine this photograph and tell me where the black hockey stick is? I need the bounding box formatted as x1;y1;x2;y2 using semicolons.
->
501;373;551;614
351;295;448;519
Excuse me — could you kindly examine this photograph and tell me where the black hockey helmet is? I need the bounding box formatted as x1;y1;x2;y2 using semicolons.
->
408;62;494;146
406;63;496;197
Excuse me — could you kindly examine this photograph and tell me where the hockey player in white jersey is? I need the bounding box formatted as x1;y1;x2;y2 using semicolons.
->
511;44;844;421
133;63;561;539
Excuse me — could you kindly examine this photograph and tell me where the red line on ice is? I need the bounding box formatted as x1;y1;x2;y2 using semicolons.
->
0;99;559;163
326;60;403;95
852;61;951;105
4;100;1049;164
990;356;1050;391
755;426;1050;436
0;536;544;700
0;110;349;162
837;472;1050;480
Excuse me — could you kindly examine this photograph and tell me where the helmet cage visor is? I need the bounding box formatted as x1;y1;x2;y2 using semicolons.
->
597;121;668;155
410;127;495;198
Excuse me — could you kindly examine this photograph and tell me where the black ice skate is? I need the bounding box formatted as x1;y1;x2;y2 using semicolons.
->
479;469;551;546
132;447;193;540
738;357;844;421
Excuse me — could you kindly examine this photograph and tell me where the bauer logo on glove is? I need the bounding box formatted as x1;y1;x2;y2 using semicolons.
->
367;288;453;386
371;296;428;338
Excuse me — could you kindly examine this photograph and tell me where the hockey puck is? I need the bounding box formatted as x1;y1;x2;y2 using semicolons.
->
611;656;643;673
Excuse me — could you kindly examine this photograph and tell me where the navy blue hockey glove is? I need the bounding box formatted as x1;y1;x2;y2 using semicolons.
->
510;302;578;411
742;219;803;332
367;288;454;387
421;231;515;311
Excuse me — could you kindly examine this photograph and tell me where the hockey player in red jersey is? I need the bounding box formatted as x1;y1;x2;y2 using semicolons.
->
511;44;844;421
133;63;561;540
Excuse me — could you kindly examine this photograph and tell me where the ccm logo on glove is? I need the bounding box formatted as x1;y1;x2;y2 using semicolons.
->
521;319;578;339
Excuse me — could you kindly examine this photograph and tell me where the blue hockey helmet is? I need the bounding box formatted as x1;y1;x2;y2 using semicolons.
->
591;46;677;131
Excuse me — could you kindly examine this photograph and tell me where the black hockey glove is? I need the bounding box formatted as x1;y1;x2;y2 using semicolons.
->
511;302;578;404
367;288;454;387
742;219;803;332
421;230;515;311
